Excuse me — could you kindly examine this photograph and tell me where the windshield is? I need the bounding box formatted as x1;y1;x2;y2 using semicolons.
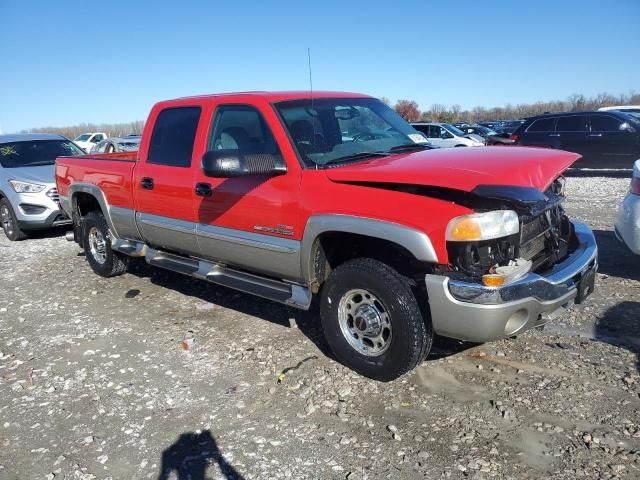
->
0;140;85;168
74;134;91;141
475;126;497;135
274;98;429;167
442;124;466;136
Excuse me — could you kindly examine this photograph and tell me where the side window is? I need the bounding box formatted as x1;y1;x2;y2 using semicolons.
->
412;125;428;135
440;127;453;139
96;141;108;153
590;115;622;132
527;117;555;132
148;106;201;167
209;105;279;154
556;116;587;132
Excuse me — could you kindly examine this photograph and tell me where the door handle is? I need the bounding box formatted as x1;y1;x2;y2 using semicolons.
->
589;133;603;137
195;182;213;197
141;177;154;190
548;133;561;137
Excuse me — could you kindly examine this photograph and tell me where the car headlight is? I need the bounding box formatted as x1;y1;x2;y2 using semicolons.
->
446;210;519;241
9;180;47;193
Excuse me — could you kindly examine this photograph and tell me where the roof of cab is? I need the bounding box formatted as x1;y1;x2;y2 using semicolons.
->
168;91;373;104
0;133;67;144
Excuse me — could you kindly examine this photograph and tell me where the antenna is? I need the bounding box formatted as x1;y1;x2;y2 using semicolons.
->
307;47;318;170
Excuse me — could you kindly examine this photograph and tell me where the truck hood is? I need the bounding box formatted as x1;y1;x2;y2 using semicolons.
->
6;164;56;186
325;146;579;193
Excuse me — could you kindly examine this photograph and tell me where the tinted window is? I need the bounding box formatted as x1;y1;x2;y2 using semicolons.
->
209;105;279;154
590;114;622;132
556;116;587;132
412;125;429;135
527;117;555;132
148;106;201;167
0;140;84;168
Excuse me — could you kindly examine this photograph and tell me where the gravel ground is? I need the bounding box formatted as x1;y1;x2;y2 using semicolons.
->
1;176;639;480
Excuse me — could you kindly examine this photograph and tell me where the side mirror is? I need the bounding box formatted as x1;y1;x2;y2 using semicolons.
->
201;150;287;178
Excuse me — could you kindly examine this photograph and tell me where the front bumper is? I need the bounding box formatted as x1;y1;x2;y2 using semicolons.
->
425;221;598;342
11;188;71;231
615;192;640;255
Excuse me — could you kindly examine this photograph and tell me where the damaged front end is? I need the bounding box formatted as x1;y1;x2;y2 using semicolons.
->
446;177;577;286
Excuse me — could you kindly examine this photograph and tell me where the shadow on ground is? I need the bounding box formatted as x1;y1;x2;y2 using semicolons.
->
594;301;640;373
593;229;640;281
158;430;244;480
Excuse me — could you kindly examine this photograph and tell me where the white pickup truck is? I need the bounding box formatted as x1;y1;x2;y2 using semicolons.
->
73;132;107;153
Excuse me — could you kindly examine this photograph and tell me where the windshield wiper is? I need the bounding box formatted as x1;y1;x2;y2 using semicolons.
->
387;143;431;153
321;151;389;166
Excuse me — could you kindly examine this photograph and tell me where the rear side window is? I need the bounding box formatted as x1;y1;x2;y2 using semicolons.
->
556;115;587;132
209;105;279;154
148;106;201;167
527;117;555;132
590;114;622;132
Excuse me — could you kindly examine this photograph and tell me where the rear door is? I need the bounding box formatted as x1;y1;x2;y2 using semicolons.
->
588;113;637;169
520;116;557;147
133;105;203;255
554;115;589;166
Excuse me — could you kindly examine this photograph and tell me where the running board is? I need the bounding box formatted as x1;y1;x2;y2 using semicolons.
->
118;243;311;310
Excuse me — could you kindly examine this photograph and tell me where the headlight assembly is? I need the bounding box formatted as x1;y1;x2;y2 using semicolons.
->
8;180;47;194
446;210;519;242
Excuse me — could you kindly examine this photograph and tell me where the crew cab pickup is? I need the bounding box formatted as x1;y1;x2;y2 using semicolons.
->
56;91;598;381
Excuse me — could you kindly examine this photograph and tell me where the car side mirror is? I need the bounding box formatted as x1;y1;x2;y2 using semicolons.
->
201;150;287;178
619;122;636;133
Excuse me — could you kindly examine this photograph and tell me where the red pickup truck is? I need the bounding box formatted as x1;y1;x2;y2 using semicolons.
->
56;91;598;381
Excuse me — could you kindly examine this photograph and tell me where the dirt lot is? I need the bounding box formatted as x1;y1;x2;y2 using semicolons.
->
1;176;639;480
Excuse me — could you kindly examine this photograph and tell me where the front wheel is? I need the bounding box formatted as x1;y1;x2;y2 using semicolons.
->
320;258;432;381
0;199;28;241
82;211;128;277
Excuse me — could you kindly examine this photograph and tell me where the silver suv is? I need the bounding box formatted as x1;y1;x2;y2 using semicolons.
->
0;134;84;240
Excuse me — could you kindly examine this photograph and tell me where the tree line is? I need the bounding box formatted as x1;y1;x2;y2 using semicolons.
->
387;91;640;123
25;121;145;140
19;91;639;136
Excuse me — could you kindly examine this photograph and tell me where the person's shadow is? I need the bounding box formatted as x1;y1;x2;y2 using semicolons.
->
158;430;244;480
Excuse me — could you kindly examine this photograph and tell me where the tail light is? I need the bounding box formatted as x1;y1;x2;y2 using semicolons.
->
631;176;640;195
510;133;520;143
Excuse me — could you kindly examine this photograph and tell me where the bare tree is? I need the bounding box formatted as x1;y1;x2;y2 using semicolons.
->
394;100;421;122
25;121;145;139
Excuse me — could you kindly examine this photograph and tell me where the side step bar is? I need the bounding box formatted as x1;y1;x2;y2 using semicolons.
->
112;241;311;310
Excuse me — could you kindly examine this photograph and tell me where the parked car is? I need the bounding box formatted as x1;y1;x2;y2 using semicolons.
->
73;132;107;152
411;122;484;147
497;120;525;134
615;160;640;254
511;111;640;169
0;133;83;240
457;124;514;145
479;121;505;131
90;136;141;154
56;91;597;381
599;105;640;114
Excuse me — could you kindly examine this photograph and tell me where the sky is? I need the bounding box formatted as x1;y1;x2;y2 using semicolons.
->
1;0;638;133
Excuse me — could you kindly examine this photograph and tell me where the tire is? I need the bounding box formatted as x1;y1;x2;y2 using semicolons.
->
320;258;432;381
82;211;128;277
0;199;28;241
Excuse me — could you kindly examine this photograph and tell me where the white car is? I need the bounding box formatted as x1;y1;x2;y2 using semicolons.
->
615;159;640;254
411;122;484;148
73;132;107;153
599;105;640;114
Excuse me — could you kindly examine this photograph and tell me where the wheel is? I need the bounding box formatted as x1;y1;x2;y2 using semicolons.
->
82;211;128;277
320;258;432;381
0;199;28;241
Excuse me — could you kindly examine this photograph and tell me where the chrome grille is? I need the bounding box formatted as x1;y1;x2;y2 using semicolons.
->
46;187;60;204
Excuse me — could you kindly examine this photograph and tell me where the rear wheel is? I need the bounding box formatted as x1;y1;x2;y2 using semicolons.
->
320;258;432;381
0;199;28;241
82;211;128;277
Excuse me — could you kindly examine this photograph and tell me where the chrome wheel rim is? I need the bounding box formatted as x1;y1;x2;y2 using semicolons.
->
0;205;13;236
88;227;107;264
337;288;392;357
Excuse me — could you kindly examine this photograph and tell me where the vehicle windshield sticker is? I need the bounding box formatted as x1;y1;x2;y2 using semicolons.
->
408;133;429;144
0;146;18;156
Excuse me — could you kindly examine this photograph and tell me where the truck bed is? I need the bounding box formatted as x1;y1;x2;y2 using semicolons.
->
55;152;138;210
